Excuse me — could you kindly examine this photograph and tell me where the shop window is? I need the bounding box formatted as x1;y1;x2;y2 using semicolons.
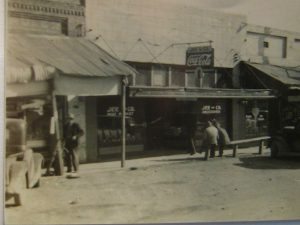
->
152;64;168;86
97;97;146;152
244;101;269;138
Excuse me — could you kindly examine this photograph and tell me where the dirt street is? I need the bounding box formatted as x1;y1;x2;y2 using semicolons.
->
5;147;300;224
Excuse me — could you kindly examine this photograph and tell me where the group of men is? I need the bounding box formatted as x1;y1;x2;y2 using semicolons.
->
47;114;229;175
202;120;231;158
189;119;230;158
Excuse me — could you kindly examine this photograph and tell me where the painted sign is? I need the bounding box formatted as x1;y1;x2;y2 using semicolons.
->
106;106;135;117
186;46;214;67
201;105;221;114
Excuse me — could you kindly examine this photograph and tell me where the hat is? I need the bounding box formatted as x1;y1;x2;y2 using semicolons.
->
67;113;74;119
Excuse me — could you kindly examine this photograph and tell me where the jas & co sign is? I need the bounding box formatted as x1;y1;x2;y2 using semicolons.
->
186;46;214;68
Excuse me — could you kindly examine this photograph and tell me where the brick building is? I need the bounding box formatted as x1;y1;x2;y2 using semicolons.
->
7;0;86;37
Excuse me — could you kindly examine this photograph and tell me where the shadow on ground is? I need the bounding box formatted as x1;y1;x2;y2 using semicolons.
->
234;156;300;170
151;156;207;163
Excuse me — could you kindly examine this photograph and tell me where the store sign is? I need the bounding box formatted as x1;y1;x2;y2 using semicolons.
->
106;106;135;117
186;46;214;67
202;105;221;114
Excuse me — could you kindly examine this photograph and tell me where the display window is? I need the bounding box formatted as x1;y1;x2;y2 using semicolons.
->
244;100;269;138
6;96;53;148
97;97;146;151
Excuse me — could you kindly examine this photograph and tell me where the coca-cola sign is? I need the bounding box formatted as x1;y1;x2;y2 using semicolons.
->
186;46;214;67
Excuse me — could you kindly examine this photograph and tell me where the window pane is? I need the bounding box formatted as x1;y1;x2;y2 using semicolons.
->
171;67;185;87
135;65;151;86
187;72;197;87
202;72;215;88
152;65;168;86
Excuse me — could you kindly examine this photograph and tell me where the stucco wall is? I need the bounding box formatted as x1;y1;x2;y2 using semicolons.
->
243;24;300;67
86;0;247;68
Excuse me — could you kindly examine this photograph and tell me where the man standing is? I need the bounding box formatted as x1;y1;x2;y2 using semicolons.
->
212;120;231;157
203;120;219;160
63;114;84;175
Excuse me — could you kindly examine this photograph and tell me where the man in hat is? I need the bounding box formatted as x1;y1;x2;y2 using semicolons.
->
63;113;84;174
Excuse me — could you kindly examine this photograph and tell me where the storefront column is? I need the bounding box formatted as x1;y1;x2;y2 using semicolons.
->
231;99;246;140
52;93;64;175
86;97;98;162
121;77;127;167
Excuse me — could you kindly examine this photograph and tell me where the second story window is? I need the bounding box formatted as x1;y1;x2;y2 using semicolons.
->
263;41;269;48
151;65;168;86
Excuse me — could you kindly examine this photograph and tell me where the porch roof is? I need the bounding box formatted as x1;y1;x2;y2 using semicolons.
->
6;34;137;84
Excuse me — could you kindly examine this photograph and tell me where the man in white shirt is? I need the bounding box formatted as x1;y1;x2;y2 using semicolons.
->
203;120;219;159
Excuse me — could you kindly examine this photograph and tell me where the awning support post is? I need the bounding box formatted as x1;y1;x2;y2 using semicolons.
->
52;92;64;175
121;76;127;168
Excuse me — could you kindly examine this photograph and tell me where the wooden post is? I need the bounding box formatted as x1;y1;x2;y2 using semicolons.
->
121;77;127;168
259;140;264;154
52;93;64;175
204;149;209;161
233;144;238;157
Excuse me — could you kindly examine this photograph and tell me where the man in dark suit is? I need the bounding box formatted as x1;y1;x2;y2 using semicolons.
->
63;113;84;174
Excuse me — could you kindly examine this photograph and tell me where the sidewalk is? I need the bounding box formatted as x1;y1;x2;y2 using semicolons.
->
76;146;269;175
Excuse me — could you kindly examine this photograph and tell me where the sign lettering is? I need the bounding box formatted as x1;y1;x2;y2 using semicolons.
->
202;105;221;114
106;106;135;117
186;54;212;67
186;46;214;68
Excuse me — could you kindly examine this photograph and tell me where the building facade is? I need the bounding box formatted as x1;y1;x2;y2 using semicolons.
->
6;0;137;168
7;0;299;164
85;1;281;158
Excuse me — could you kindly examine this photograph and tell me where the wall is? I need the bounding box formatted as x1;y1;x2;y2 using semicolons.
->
243;24;300;67
7;0;86;37
86;0;247;68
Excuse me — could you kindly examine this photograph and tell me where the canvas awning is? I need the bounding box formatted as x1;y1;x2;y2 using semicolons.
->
129;86;275;99
244;62;300;90
6;34;137;96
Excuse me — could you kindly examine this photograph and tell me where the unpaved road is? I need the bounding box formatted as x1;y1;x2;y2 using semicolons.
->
5;148;300;224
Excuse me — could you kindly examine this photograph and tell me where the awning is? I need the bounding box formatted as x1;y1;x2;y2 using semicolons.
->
54;75;121;96
244;62;300;90
6;81;51;98
129;86;275;99
6;34;137;96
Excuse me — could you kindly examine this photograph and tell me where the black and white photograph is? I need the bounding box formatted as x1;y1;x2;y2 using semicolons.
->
3;0;300;224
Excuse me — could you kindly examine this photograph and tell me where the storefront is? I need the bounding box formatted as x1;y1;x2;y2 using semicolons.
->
241;62;300;134
6;34;137;169
128;85;274;152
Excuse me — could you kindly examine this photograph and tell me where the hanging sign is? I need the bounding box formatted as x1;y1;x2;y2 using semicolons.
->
186;46;214;68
